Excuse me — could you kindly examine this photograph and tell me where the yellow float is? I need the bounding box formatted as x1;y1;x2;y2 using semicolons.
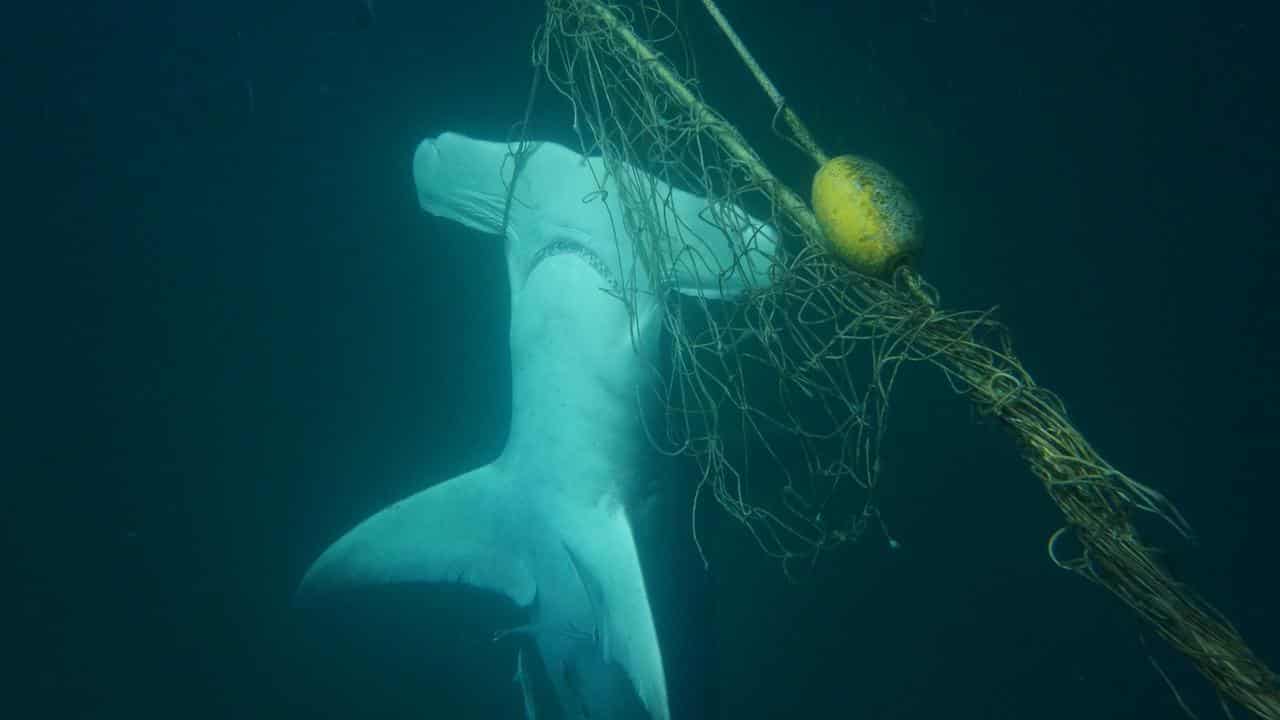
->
811;155;922;276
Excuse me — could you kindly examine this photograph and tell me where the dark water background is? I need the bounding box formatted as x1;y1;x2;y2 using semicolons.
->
12;0;1277;718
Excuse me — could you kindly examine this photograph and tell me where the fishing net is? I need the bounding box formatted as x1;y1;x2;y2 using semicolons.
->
536;0;915;569
526;0;1280;716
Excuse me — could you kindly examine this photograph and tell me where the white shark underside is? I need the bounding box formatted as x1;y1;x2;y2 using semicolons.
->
297;132;777;720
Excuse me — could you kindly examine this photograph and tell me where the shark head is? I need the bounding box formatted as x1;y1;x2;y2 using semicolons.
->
413;132;780;300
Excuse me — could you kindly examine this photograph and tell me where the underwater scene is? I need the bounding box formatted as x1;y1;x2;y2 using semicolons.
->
15;1;1278;718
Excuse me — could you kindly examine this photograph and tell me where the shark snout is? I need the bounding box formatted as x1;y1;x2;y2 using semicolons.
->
412;137;441;198
412;133;512;236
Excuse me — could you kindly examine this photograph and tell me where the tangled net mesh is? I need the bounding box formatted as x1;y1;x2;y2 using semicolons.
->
538;0;911;569
532;0;1279;716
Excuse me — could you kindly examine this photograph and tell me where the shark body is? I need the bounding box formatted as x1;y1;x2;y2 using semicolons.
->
297;132;776;719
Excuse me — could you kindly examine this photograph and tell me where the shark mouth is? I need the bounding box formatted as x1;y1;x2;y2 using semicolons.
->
527;239;622;297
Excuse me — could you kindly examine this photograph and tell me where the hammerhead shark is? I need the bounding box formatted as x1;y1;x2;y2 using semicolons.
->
296;132;777;719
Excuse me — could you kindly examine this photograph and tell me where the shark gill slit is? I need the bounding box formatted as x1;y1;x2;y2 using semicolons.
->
527;239;622;297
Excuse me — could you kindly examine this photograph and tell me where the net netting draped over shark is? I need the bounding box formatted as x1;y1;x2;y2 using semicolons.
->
537;0;910;567
530;1;1280;715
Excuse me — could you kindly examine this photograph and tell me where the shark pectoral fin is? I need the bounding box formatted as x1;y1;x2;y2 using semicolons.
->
561;507;671;720
295;463;537;609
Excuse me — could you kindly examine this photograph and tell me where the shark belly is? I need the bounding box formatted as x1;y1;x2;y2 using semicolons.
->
505;247;660;504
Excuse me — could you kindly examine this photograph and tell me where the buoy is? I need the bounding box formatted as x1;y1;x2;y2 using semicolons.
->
811;155;922;276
